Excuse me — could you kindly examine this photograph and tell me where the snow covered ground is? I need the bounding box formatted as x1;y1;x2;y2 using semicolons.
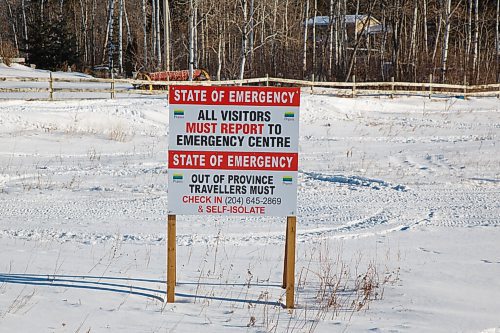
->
0;65;499;332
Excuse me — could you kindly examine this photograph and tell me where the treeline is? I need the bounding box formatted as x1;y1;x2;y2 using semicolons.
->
0;0;498;84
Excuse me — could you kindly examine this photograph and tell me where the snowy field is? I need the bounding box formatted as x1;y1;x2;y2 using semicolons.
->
0;65;499;332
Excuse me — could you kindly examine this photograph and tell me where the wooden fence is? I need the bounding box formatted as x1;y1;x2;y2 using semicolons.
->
0;74;499;100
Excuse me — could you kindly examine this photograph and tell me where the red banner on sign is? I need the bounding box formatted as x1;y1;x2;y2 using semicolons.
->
168;150;298;171
169;85;300;106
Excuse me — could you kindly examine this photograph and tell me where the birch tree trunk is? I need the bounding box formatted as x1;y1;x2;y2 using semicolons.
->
118;0;123;74
341;0;348;76
466;0;472;73
271;0;278;75
90;0;96;65
201;11;206;67
335;0;342;76
3;0;19;52
141;0;147;69
164;0;170;71
345;0;362;81
193;8;198;69
106;0;115;72
188;0;196;80
391;1;401;79
441;0;451;82
302;0;309;77
21;0;28;53
217;22;222;80
380;7;388;79
151;0;156;66
312;0;317;79
472;0;479;82
123;0;132;44
496;0;499;82
432;1;442;64
284;0;289;49
423;0;428;56
328;0;334;78
410;0;418;71
248;0;254;75
79;0;89;65
239;0;248;80
155;0;161;68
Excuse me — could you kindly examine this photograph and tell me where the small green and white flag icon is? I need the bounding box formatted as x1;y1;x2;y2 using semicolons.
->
284;112;295;119
173;109;184;117
283;176;293;184
173;173;183;181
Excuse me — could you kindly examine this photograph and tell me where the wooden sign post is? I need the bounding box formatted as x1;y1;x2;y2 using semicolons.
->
167;214;176;303
167;214;297;309
283;216;296;309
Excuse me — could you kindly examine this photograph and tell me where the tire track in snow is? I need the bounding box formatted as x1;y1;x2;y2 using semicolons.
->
1;177;498;245
0;208;423;246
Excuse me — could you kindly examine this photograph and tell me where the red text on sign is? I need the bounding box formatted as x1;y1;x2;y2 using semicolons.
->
186;122;217;133
220;123;264;135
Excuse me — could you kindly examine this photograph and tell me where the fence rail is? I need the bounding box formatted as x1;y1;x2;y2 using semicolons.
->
0;75;499;100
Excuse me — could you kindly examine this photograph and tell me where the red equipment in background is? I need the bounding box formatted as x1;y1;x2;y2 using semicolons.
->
134;69;210;90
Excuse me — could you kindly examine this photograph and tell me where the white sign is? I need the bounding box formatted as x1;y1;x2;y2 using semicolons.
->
168;85;300;216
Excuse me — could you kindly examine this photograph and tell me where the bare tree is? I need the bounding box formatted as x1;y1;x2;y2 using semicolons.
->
22;0;28;53
497;0;499;82
423;0;428;56
248;0;254;73
106;0;115;71
3;0;19;52
410;0;418;79
141;0;147;69
441;0;451;82
302;0;309;76
164;0;171;70
118;0;123;73
155;0;161;68
188;0;196;80
239;0;248;80
472;0;479;82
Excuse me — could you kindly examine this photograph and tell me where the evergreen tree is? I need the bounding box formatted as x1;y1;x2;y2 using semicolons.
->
124;38;139;77
25;15;79;71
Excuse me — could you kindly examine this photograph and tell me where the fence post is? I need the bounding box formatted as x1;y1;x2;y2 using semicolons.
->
266;73;269;87
352;75;356;98
390;76;395;99
428;74;433;99
463;75;468;100
49;72;54;100
111;71;115;99
311;73;315;93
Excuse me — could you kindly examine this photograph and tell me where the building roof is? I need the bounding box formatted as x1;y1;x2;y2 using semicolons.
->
306;15;381;27
306;16;331;26
306;15;388;34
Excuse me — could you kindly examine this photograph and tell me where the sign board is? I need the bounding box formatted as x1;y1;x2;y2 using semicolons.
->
168;85;300;216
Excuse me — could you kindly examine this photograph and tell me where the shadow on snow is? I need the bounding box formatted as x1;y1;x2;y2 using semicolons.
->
0;273;283;306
